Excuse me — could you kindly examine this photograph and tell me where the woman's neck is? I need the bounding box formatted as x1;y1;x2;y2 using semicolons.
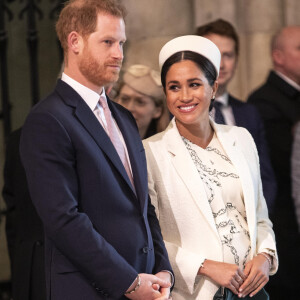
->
176;119;214;149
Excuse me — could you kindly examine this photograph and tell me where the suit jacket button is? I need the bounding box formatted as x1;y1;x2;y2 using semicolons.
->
142;247;149;253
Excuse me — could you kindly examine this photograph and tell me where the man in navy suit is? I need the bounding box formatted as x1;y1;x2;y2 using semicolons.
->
196;19;277;212
20;1;172;299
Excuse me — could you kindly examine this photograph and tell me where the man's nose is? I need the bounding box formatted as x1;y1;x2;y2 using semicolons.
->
112;43;123;60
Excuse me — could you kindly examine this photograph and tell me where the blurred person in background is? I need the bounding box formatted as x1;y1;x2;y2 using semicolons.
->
247;25;300;299
292;121;300;233
196;19;276;213
2;128;46;300
115;64;170;139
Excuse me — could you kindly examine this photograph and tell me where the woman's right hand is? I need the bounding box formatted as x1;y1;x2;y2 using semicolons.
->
198;260;246;294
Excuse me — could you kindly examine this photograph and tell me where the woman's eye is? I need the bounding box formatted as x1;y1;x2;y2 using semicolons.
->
136;99;146;106
119;96;129;103
169;85;179;91
190;82;200;88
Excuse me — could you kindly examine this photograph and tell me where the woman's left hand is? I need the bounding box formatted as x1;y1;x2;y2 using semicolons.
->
238;254;270;298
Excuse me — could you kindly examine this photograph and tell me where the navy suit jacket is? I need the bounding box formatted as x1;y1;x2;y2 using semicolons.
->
228;95;277;212
3;128;46;300
20;80;172;300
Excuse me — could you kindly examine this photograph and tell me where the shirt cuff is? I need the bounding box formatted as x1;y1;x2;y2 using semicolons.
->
161;270;175;288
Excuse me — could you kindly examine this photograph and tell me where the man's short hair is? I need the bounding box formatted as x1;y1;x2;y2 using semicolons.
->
196;19;239;56
56;0;127;56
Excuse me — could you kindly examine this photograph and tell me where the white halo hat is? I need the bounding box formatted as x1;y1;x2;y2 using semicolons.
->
159;35;221;76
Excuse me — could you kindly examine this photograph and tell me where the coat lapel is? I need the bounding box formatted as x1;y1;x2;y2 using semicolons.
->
56;80;136;197
228;96;244;126
163;118;257;250
163;119;220;239
109;101;147;208
213;122;256;249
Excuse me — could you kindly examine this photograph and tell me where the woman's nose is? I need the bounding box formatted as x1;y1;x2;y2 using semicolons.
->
181;87;192;102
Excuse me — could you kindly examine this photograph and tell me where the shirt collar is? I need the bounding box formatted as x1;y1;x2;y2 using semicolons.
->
275;70;300;92
61;72;107;111
215;92;229;106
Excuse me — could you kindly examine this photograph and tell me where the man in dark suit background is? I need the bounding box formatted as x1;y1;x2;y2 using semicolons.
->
247;25;300;299
20;0;173;299
196;19;277;212
2;128;46;300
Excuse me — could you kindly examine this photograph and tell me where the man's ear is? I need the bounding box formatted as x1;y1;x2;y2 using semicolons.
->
272;49;284;66
68;31;83;54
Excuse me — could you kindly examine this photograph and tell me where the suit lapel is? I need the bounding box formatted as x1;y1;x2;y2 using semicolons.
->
109;101;147;208
56;80;137;197
228;95;244;127
164;120;220;239
213;122;256;248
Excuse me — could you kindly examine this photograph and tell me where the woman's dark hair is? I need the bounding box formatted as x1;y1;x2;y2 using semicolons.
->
161;51;217;89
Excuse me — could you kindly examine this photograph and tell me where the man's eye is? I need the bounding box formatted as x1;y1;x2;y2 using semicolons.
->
104;40;113;45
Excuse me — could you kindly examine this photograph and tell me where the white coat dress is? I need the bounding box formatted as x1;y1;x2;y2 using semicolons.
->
143;118;278;300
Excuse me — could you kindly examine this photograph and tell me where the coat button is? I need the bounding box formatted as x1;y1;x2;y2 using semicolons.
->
142;247;149;253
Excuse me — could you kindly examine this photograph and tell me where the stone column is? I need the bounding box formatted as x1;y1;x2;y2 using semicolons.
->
240;0;283;98
194;0;237;28
284;0;300;25
122;0;194;71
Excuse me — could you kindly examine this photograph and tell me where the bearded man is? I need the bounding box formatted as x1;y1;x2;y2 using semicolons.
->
19;1;173;299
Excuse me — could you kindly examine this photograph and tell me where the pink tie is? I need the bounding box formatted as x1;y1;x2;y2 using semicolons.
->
99;96;135;189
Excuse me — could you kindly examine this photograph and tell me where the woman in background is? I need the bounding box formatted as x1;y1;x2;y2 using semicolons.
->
115;64;169;139
143;35;278;299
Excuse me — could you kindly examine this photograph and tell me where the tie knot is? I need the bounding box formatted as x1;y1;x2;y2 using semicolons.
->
99;96;107;110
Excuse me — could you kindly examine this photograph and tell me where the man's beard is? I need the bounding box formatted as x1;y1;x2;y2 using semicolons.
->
79;48;122;87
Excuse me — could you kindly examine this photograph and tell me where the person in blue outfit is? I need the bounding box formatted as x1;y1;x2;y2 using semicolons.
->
20;1;173;299
3;128;46;300
196;19;277;212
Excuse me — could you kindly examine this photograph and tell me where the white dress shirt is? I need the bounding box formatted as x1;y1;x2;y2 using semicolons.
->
213;92;236;126
61;73;133;176
275;70;300;92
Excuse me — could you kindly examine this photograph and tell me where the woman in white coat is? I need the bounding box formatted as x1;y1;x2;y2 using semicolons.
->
143;36;278;300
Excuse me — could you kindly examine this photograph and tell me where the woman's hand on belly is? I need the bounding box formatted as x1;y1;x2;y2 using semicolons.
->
198;260;246;295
